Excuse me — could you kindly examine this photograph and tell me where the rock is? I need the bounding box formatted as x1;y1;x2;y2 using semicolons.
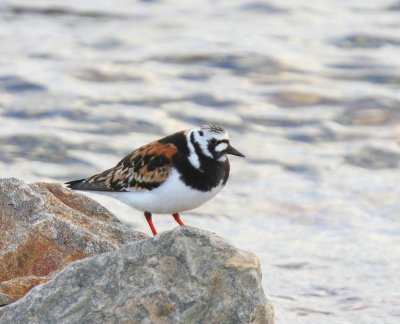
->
0;178;274;322
0;178;148;306
0;226;274;323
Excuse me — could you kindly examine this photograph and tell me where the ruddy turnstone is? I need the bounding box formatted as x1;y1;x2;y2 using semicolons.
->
66;125;244;236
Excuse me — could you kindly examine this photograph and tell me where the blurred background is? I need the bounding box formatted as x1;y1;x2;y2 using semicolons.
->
1;0;400;322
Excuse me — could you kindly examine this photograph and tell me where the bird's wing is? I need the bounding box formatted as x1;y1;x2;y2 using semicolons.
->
65;141;178;192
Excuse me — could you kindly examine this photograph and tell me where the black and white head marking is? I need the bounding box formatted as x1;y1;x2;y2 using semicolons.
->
186;125;232;165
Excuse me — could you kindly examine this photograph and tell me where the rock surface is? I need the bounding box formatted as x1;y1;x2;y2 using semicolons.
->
0;178;148;305
0;226;274;323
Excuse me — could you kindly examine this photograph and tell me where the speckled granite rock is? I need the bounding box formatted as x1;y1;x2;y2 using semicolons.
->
0;226;274;323
0;178;148;306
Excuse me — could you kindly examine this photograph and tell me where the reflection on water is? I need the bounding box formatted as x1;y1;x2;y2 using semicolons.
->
1;0;400;322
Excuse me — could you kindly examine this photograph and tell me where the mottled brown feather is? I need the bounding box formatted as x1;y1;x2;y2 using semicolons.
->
66;142;178;192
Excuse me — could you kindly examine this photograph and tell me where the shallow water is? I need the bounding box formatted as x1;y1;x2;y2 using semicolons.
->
1;0;400;322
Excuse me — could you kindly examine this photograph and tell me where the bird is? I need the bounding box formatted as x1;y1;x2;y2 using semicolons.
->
65;125;244;236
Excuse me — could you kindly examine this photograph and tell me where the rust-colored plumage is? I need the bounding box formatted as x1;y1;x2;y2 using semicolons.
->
66;141;178;192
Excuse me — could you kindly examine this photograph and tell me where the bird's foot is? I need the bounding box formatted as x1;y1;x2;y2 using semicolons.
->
144;211;157;236
172;213;185;226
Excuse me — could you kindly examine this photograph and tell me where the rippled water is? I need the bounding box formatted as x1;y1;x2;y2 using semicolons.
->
1;0;400;322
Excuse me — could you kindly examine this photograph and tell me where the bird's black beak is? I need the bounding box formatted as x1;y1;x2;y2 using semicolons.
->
226;144;245;157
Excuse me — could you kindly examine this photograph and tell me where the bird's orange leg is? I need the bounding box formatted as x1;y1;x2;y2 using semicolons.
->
172;213;185;226
144;211;157;236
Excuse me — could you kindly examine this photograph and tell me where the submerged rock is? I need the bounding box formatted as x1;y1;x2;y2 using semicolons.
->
0;178;147;305
0;226;273;323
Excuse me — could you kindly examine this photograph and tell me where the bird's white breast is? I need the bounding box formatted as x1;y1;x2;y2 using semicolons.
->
91;170;225;214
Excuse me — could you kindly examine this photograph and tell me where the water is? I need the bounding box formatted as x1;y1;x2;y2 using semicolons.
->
1;0;400;322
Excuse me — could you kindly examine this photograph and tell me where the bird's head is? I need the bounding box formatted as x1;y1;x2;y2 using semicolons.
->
187;125;244;161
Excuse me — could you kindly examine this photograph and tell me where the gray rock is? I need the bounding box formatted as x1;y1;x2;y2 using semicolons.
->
0;226;274;323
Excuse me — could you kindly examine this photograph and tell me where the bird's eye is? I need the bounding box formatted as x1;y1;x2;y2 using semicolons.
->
210;139;217;144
